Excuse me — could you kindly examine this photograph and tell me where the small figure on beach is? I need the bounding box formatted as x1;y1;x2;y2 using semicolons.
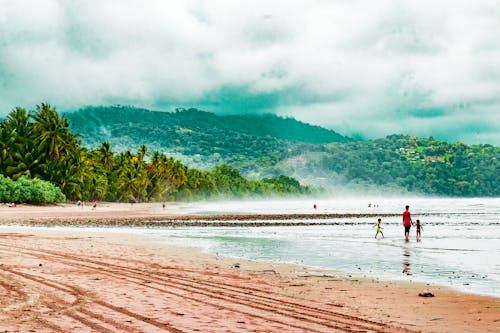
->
77;200;81;207
416;219;423;242
313;203;317;209
162;201;166;209
92;200;97;210
403;205;413;241
374;218;384;239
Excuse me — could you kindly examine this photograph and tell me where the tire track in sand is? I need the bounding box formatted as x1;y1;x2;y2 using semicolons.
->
45;248;412;332
1;246;330;333
0;250;184;333
0;242;416;333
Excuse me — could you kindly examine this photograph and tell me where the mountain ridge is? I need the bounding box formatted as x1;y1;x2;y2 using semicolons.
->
65;105;351;147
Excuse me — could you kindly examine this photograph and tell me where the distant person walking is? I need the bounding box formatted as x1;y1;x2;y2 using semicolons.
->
403;205;413;241
374;218;384;239
416;219;423;242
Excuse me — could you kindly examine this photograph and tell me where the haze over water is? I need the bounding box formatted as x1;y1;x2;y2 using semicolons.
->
153;197;500;297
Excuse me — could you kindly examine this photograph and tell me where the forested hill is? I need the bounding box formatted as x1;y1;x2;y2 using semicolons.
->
280;135;499;197
65;106;351;147
64;106;500;197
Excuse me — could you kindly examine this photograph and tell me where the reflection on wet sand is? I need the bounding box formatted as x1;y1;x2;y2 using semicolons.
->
402;249;411;275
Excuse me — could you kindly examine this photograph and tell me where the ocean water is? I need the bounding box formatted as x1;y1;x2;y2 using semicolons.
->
151;197;500;297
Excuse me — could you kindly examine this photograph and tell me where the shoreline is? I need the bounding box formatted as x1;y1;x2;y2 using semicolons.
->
1;227;498;332
0;202;430;227
2;224;497;299
1;203;499;332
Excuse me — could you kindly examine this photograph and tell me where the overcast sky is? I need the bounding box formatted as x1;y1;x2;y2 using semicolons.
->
1;0;499;144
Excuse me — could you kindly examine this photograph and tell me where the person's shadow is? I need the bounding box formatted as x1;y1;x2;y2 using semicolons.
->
402;249;411;275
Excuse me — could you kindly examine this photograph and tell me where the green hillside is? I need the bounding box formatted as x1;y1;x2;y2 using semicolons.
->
65;106;350;175
65;106;350;147
65;106;500;197
280;135;499;196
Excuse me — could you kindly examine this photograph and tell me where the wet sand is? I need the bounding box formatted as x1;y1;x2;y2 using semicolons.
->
0;202;398;227
0;203;499;332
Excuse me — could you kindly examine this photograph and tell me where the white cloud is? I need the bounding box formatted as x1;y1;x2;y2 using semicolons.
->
1;0;499;144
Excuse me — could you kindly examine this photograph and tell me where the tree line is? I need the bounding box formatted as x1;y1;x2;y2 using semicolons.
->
0;104;313;203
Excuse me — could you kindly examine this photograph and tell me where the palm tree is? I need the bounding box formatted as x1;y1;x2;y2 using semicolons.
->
5;107;31;136
0;124;16;175
137;144;148;162
31;103;77;162
146;154;187;200
0;107;40;180
98;141;113;171
114;151;149;201
176;168;215;200
30;103;82;188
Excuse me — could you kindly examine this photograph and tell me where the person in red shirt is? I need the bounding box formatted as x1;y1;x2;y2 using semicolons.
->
403;205;413;241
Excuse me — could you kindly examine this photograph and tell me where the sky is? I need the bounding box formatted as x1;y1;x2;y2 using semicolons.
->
1;0;499;144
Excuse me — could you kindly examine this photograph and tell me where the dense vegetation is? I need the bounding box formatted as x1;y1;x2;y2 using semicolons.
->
0;104;313;203
280;135;499;196
0;175;65;203
66;106;499;197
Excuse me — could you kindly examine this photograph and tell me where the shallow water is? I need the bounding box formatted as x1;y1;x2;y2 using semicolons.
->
154;197;500;297
5;197;498;297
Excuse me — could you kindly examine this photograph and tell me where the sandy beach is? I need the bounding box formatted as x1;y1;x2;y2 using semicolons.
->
0;203;499;332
